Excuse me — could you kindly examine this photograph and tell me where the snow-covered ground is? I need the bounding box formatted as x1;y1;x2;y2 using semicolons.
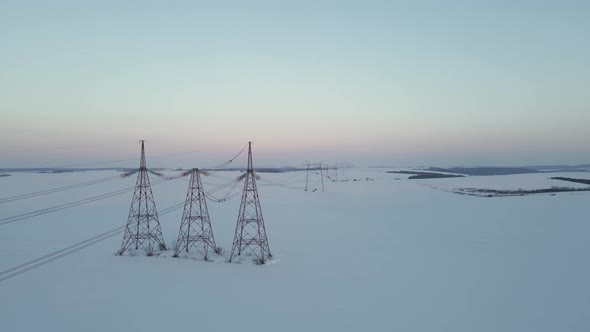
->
0;169;589;331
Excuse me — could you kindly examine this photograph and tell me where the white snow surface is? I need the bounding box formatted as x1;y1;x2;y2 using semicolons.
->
0;169;589;331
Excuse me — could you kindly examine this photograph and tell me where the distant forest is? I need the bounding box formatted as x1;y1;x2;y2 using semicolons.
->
427;167;539;176
551;177;590;185
387;171;464;179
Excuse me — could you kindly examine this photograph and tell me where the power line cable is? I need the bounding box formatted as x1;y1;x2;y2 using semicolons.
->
0;188;135;226
23;146;219;169
0;201;185;283
0;175;182;226
0;227;124;277
257;171;307;190
0;231;123;283
0;175;121;205
209;144;248;168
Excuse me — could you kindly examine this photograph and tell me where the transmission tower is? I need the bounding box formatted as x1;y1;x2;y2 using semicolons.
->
173;168;218;261
229;142;272;264
305;160;310;191
118;140;167;256
320;160;325;192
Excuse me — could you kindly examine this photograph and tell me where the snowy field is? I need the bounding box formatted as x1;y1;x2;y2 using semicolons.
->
0;168;589;331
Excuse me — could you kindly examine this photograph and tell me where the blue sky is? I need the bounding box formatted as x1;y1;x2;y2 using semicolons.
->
1;1;589;167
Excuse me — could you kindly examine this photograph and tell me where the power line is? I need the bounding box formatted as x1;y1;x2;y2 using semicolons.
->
0;201;185;283
3;143;262;198
204;191;241;202
159;171;242;202
0;175;183;226
0;142;110;154
209;144;248;168
0;174;121;205
43;144;245;169
0;230;123;283
257;171;307;191
0;143;249;204
0;227;124;278
0;188;135;226
17;146;219;169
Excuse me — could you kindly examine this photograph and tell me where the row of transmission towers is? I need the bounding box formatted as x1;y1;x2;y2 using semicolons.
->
117;141;272;264
304;161;340;192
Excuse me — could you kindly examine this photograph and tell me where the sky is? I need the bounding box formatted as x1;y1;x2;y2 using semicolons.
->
1;0;589;168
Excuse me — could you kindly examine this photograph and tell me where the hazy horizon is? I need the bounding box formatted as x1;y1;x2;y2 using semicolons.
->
1;1;589;168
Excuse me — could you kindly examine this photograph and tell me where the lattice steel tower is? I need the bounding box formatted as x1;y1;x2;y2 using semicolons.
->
174;168;217;260
118;140;167;256
229;142;271;263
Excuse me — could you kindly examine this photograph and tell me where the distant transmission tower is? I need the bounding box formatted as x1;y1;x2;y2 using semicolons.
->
305;160;310;191
174;168;218;261
229;142;272;264
118;140;167;256
320;160;325;192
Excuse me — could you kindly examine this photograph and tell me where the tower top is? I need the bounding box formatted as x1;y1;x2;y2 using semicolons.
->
247;141;254;172
139;140;147;169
